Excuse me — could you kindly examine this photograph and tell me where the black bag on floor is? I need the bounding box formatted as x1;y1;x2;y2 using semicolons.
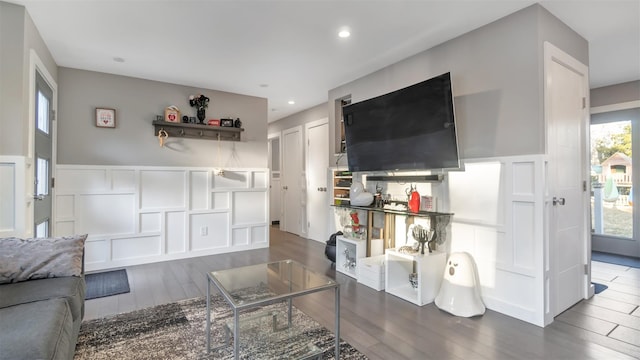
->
325;231;342;263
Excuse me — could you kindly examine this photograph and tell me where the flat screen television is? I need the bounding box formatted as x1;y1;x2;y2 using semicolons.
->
343;72;460;172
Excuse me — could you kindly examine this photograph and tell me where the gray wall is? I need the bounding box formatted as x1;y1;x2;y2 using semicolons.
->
0;1;56;156
267;102;327;135
591;80;640;108
57;68;268;167
328;4;588;163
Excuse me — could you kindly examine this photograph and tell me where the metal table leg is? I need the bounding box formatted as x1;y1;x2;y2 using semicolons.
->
233;307;240;360
335;285;340;360
206;276;211;352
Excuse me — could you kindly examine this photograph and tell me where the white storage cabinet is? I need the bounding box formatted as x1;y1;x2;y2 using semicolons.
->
385;249;446;306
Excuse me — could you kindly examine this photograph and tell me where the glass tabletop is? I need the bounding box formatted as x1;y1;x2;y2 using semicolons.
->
209;259;337;308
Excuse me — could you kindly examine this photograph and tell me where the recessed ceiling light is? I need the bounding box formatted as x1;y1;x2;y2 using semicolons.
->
338;28;351;38
259;84;269;88
113;57;125;63
288;100;295;105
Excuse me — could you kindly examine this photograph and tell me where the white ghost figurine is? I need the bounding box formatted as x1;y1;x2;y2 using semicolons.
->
435;252;486;317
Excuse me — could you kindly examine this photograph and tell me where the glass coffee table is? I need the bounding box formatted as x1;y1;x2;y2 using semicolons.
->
206;259;340;360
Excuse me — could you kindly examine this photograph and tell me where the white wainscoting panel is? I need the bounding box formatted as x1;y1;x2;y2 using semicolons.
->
140;212;161;233
166;211;186;254
0;156;26;237
190;171;208;210
140;170;186;209
112;235;161;260
190;212;229;250
233;191;267;225
78;194;136;235
55;165;269;271
449;155;546;326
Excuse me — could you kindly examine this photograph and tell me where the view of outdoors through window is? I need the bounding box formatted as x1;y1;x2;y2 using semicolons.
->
590;120;633;238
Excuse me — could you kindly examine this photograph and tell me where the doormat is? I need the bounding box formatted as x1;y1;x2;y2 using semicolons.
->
85;269;130;300
592;251;640;269
592;282;608;294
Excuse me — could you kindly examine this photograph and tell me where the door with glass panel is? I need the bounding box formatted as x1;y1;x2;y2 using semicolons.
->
34;72;54;238
590;108;638;257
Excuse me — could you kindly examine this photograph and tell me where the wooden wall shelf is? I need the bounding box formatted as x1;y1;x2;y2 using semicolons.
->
152;120;243;141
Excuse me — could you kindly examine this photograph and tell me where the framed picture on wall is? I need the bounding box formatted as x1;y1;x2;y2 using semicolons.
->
96;107;116;128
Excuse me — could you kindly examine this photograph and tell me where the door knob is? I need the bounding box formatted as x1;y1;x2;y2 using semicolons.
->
34;194;45;201
552;197;566;206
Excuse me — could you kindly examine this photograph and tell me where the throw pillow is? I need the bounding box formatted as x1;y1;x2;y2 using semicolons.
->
0;234;87;284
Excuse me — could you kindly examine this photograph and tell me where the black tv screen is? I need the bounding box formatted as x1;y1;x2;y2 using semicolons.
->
343;72;459;172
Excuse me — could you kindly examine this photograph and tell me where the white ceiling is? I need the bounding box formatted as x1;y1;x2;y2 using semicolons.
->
9;0;640;122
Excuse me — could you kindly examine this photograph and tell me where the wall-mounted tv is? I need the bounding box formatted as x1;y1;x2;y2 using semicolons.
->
343;72;460;172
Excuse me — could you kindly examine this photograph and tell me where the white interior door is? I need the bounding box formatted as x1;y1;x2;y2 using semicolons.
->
268;134;281;225
545;42;590;320
306;119;329;242
282;126;303;235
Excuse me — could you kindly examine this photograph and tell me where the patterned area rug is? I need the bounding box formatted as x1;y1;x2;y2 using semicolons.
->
74;296;367;360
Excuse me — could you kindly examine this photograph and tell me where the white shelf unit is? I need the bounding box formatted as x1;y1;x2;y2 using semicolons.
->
385;249;446;306
331;170;352;206
335;235;367;278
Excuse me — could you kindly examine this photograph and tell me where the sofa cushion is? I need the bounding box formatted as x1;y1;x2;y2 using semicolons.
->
0;276;85;322
0;298;73;360
0;234;86;284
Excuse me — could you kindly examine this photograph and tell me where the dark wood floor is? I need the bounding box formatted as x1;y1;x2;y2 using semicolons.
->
85;227;639;359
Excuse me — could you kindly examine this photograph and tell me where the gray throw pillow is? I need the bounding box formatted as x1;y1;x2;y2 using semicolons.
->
0;234;87;284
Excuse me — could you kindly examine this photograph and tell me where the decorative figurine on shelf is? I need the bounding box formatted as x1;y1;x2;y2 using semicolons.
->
406;184;420;213
350;210;360;233
412;224;436;254
189;94;210;124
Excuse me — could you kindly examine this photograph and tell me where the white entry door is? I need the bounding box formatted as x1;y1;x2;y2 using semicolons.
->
282;126;303;235
34;71;54;238
306;119;329;242
545;42;590;320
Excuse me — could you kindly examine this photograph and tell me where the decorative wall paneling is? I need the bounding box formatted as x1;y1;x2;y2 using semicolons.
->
0;156;27;237
448;155;546;326
55;165;269;271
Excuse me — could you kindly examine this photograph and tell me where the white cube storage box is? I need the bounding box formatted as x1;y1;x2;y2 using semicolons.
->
357;255;386;291
335;235;367;278
385;249;447;306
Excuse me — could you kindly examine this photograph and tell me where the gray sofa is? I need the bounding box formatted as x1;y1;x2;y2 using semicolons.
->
0;235;87;360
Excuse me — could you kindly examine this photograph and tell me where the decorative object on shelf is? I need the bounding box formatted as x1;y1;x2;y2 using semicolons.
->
156;115;163;121
350;210;360;233
220;118;234;127
409;272;418;289
343;248;356;270
164;105;180;123
397;245;417;254
189;94;210;124
435;252;486;317
189;116;196;124
406;184;420;213
157;128;168;147
420;195;435;212
95;107;116;128
349;181;374;206
182;115;189;123
412;224;435;254
208;119;220;126
234;118;242;128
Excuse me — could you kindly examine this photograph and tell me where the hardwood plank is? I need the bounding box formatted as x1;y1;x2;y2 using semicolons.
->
585;294;639;315
633;306;640;317
609;325;640;347
597;288;640;306
612;274;640;287
570;302;640;331
548;321;640;360
556;308;617;335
